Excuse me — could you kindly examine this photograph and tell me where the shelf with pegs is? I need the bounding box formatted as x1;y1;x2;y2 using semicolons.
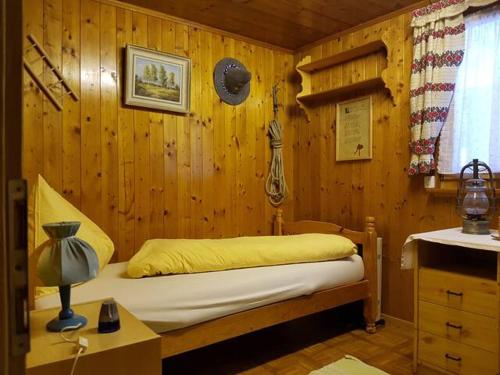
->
23;34;79;111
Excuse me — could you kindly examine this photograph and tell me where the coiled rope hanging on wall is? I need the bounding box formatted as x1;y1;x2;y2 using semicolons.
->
265;84;288;206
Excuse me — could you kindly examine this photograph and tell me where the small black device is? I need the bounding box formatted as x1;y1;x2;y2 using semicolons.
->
97;299;121;333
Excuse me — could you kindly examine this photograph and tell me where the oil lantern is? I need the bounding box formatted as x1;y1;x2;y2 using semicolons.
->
456;159;496;234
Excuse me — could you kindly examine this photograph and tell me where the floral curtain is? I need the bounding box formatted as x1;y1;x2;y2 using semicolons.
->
409;2;465;175
408;0;496;176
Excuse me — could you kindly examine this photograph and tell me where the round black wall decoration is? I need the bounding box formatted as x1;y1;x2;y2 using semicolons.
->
213;58;251;106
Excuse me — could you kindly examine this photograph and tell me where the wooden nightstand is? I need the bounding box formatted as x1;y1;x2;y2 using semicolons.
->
27;300;161;375
407;229;500;375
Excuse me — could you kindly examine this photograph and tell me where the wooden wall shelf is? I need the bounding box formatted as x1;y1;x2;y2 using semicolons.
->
297;77;384;104
297;40;386;73
296;32;398;122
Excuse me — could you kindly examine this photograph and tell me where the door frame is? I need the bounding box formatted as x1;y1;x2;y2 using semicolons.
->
0;0;26;374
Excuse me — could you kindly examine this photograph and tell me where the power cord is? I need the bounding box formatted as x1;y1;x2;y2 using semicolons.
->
70;347;84;375
59;324;89;375
60;323;82;343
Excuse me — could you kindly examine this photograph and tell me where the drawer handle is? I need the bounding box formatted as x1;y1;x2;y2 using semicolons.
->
446;322;463;330
446;290;463;297
445;353;462;362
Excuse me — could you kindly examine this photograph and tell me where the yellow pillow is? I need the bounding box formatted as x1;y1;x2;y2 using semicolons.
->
29;175;114;297
128;233;357;278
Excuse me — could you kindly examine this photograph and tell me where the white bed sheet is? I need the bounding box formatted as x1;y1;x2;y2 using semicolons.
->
36;255;364;333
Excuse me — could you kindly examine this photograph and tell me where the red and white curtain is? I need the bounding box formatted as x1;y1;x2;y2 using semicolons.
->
408;0;496;176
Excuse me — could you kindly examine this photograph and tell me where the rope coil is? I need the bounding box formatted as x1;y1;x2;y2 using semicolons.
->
265;85;288;206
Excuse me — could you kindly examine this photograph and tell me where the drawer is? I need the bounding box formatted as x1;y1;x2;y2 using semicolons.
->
419;301;497;352
419;267;497;318
418;332;497;375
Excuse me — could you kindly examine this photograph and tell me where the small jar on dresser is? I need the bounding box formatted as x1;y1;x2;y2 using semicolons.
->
404;227;500;375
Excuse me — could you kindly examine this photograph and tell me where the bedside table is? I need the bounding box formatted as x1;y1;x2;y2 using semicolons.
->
404;228;500;375
27;300;161;375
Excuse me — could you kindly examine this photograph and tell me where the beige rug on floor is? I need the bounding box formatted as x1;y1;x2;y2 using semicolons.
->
309;355;390;375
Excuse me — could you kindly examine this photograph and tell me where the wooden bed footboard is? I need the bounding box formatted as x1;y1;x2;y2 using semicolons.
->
273;209;378;333
160;209;378;358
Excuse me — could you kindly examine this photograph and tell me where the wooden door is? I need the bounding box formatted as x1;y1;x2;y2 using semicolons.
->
0;1;28;374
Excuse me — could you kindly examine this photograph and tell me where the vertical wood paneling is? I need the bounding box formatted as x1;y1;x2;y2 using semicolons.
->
62;0;81;207
223;37;237;237
23;0;44;193
212;33;225;238
262;47;273;232
24;0;296;261
245;43;258;235
189;26;203;237
132;12;150;249
23;0;296;259
235;41;247;236
175;23;191;239
43;0;63;192
254;45;265;235
100;4;118;250
116;7;135;261
200;30;215;236
162;19;178;238
81;0;102;227
147;16;165;239
294;14;461;321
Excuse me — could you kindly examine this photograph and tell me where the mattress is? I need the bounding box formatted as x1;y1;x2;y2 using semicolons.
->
35;255;364;333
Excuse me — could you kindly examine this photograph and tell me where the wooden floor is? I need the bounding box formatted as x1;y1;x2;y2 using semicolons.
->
163;305;413;374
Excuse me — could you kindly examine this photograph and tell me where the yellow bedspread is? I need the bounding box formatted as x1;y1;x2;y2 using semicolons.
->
127;233;357;278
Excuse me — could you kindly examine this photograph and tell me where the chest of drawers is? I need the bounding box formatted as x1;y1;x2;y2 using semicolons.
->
413;239;499;374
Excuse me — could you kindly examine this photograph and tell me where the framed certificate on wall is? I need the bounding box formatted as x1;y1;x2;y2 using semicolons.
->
336;96;372;161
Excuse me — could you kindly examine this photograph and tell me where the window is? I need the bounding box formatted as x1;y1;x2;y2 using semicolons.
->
438;6;500;174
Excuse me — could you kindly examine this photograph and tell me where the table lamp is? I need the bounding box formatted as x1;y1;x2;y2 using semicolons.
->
37;221;99;332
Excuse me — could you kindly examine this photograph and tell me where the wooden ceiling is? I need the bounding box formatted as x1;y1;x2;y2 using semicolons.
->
119;0;425;50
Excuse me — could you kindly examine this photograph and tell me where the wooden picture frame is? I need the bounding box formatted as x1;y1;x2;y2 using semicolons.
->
336;96;372;161
125;45;191;113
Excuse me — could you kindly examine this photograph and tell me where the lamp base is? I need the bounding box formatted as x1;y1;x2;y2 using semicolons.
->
462;219;490;235
46;285;87;332
46;314;87;332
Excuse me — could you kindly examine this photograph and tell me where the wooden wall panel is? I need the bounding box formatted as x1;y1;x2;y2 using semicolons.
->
23;0;44;195
116;7;135;262
80;0;102;228
23;0;296;260
62;0;81;208
294;14;460;321
100;3;119;254
43;0;63;193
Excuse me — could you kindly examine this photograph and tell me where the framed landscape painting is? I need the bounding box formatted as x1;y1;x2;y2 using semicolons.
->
125;45;191;113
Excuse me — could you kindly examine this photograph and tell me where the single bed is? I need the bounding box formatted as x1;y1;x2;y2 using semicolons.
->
36;256;365;333
33;209;378;358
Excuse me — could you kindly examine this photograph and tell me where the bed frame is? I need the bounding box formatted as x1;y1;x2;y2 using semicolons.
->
28;209;378;358
159;209;378;358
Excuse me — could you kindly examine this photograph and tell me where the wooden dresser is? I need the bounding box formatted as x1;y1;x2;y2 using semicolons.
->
411;229;500;374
